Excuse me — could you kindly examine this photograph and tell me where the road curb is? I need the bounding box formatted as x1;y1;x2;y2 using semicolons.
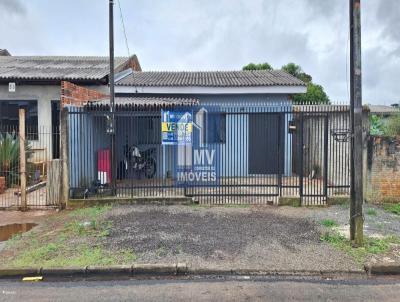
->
0;264;188;279
365;264;400;275
0;264;368;279
187;268;365;277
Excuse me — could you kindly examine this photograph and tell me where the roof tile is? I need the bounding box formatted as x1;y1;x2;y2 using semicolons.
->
116;70;305;87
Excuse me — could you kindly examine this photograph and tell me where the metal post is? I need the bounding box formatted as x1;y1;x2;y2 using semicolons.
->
109;0;116;195
323;116;329;199
19;109;27;211
350;0;364;245
299;113;304;204
277;113;282;196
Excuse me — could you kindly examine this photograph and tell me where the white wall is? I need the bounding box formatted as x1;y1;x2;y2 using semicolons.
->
0;83;109;161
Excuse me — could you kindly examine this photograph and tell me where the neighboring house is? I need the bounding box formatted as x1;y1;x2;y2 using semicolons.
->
67;70;306;191
0;49;11;56
0;51;141;159
368;105;400;117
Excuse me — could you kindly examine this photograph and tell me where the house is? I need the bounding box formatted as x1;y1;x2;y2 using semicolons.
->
0;51;141;160
368;105;400;117
66;70;308;199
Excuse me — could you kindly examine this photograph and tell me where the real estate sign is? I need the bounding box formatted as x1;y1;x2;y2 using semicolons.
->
161;110;192;145
168;106;220;187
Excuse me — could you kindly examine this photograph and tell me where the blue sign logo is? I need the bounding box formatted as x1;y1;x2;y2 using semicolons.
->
161;110;192;145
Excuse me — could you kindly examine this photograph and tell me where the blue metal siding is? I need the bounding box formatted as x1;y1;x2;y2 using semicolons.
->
68;94;293;188
198;94;292;176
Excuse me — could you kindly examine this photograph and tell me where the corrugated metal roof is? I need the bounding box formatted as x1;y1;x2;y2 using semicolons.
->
86;96;199;109
0;56;132;81
368;105;400;114
116;70;305;87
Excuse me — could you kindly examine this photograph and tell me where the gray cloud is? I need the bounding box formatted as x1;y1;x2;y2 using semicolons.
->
0;0;26;15
377;0;400;54
0;0;399;104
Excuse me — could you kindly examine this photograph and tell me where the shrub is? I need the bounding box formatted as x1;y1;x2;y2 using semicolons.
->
384;204;400;215
384;114;400;138
0;132;31;187
370;114;386;136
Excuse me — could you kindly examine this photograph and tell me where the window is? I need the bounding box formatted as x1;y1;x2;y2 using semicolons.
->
136;116;161;144
206;113;226;144
0;100;38;140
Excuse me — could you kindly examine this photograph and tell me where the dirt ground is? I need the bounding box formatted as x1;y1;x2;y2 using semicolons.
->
104;205;361;271
2;203;398;270
0;210;55;226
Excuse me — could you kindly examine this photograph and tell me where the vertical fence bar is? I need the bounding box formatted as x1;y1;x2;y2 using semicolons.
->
323;115;329;202
19;109;27;211
278;113;282;197
299;112;304;204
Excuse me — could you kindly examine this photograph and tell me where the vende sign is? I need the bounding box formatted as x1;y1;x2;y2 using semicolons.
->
161;110;192;145
171;106;220;187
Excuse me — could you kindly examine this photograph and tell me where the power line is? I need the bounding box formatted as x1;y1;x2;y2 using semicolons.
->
117;0;131;58
117;0;137;93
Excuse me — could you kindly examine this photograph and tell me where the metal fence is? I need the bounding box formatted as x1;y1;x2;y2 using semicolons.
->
67;104;351;206
0;125;60;209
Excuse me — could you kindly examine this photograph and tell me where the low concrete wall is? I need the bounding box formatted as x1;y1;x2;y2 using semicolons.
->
367;136;400;203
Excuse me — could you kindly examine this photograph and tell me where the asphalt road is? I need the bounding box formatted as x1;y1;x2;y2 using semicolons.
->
0;276;399;302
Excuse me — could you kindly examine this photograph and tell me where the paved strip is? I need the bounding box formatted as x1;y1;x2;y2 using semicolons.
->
0;277;399;302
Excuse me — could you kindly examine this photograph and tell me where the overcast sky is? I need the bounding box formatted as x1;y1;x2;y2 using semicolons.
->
1;0;399;105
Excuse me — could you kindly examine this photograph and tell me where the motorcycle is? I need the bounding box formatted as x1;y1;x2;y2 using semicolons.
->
119;145;157;179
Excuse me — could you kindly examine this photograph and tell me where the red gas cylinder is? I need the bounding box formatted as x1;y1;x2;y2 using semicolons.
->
98;149;111;184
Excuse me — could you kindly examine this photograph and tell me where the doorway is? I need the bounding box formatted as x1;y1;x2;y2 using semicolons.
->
51;101;60;159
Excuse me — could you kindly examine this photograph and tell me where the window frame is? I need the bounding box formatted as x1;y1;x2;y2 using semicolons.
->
0;99;39;140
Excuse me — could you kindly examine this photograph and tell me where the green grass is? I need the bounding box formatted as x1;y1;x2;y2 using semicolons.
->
339;202;350;209
383;203;400;215
223;204;251;208
320;219;339;228
321;231;400;264
10;241;136;268
366;208;378;216
2;205;134;268
68;205;112;219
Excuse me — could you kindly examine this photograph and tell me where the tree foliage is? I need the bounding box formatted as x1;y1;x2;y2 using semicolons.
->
281;63;312;83
242;61;330;104
242;62;273;71
292;83;330;105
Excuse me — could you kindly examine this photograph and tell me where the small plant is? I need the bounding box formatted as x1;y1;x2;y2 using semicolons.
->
385;113;400;138
0;132;32;187
321;231;400;264
320;219;338;228
370;114;386;136
383;203;400;215
366;208;377;216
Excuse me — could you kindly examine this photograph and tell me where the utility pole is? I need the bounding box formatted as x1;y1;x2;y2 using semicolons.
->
109;0;116;194
349;0;363;246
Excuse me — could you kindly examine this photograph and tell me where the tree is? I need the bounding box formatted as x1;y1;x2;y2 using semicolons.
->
291;83;330;104
242;61;330;104
242;62;273;71
281;63;312;83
